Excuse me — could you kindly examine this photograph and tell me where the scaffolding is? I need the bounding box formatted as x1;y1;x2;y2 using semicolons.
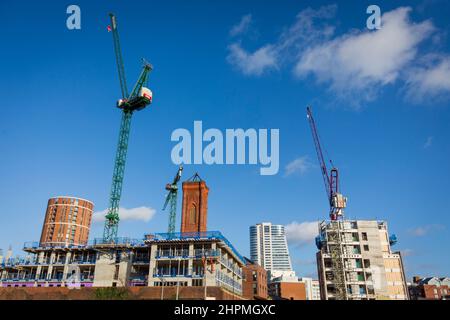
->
327;221;347;300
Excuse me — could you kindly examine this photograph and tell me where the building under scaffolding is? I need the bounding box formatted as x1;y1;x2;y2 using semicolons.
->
316;220;409;300
0;231;244;296
0;175;245;297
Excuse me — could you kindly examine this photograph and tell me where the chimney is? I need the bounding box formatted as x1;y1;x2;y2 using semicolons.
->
180;173;209;233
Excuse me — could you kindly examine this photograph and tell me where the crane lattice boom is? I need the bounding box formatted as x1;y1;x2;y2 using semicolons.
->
103;13;153;242
306;106;347;221
163;166;183;235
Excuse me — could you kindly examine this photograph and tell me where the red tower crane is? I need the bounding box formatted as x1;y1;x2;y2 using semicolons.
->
306;106;347;220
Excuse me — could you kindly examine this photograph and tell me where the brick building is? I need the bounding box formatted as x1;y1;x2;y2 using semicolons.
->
181;174;209;233
242;258;268;300
39;197;93;247
268;281;306;300
409;277;450;300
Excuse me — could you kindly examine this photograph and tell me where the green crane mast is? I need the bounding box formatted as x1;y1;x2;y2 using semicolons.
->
103;13;153;242
163;166;183;235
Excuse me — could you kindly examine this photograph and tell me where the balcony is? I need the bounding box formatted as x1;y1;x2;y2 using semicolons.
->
71;259;96;265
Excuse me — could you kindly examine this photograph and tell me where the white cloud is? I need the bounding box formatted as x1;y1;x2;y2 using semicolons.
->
423;136;433;149
284;156;314;176
408;224;445;237
230;14;252;37
277;5;337;52
226;5;336;77
227;6;450;105
226;43;278;76
405;55;450;102
295;7;434;104
93;206;156;223
285;221;319;246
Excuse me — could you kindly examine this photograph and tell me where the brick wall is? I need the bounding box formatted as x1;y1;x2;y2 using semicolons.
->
180;181;209;233
0;286;244;300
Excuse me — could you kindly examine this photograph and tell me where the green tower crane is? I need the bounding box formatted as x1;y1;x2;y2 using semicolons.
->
103;13;153;242
163;166;183;235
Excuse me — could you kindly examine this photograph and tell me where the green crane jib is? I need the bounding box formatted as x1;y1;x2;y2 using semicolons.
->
163;166;183;235
103;13;153;243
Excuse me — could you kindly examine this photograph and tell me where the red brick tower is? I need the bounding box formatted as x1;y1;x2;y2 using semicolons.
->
39;196;94;247
180;173;209;233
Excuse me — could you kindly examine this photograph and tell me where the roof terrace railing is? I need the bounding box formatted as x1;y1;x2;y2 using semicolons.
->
147;231;244;264
21;232;245;265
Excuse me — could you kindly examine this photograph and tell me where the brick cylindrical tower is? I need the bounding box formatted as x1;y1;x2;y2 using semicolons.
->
180;174;209;233
39;196;94;247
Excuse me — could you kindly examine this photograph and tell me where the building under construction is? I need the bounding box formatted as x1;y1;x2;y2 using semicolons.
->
316;220;408;300
306;107;408;300
0;176;244;298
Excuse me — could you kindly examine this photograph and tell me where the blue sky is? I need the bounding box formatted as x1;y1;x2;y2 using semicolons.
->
0;0;449;280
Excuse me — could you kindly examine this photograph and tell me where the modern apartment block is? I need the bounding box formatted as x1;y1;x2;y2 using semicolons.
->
250;222;293;279
39;196;93;247
0;232;244;296
316;220;408;300
300;277;321;300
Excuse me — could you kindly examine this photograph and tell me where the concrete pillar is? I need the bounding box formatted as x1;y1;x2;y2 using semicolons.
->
117;250;132;287
93;251;116;287
46;252;56;280
147;244;157;286
35;251;46;279
62;252;72;281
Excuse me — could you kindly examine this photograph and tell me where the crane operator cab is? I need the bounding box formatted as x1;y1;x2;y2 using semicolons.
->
117;87;153;112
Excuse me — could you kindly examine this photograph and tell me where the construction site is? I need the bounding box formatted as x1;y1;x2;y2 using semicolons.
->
0;178;245;299
306;107;409;300
0;13;245;300
0;12;411;301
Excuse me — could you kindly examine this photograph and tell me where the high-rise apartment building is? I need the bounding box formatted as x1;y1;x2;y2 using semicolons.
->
250;222;293;279
316;220;408;300
39;196;94;247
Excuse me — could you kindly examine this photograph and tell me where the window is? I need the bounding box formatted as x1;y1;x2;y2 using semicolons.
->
361;232;368;241
359;285;366;294
189;204;197;224
363;245;369;251
355;259;363;268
